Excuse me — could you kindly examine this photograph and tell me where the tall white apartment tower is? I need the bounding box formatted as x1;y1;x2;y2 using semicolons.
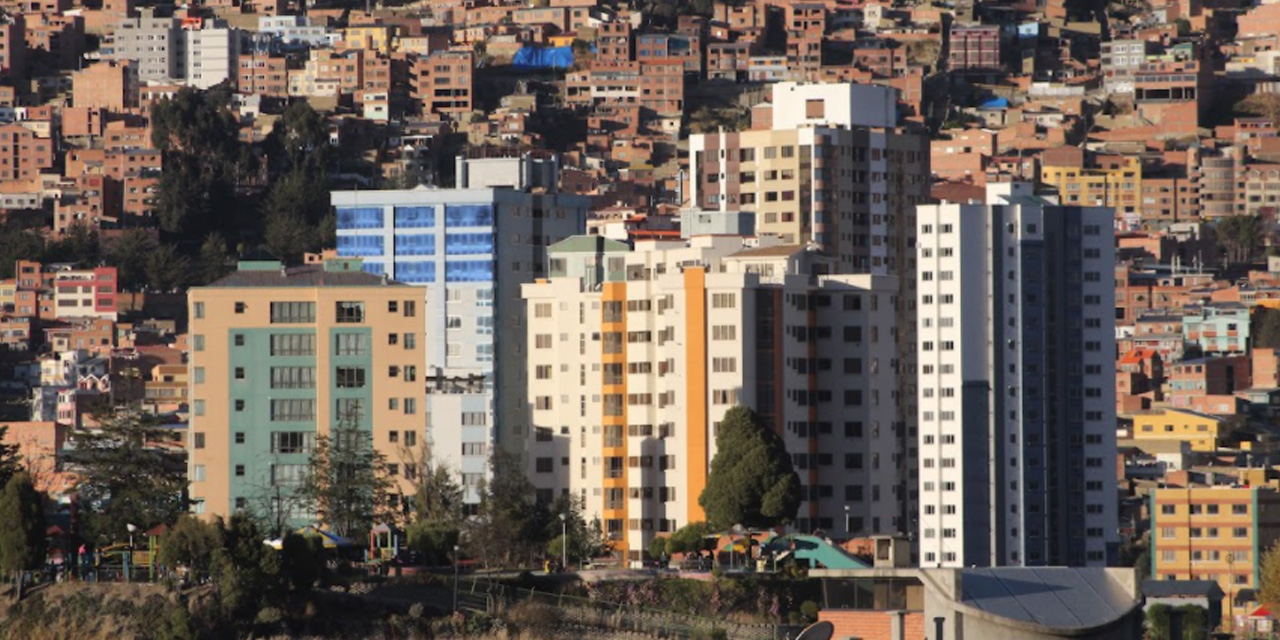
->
915;183;1118;568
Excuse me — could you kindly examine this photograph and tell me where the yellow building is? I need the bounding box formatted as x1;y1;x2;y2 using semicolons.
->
340;25;395;54
1132;408;1228;452
0;278;15;313
187;259;423;523
1151;487;1280;629
1041;155;1141;222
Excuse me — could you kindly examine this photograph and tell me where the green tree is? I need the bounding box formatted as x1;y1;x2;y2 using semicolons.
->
544;493;608;565
1145;603;1208;640
0;228;42;279
198;232;232;284
42;223;99;267
413;462;464;525
105;229;159;291
0;473;45;580
262;170;332;262
212;514;279;619
666;521;716;555
296;410;398;540
146;244;192;292
278;531;323;592
149;86;250;239
157;515;223;574
699;406;801;530
268;101;334;176
464;449;544;567
1256;308;1280;349
64;410;188;544
1261;539;1280;610
1216;214;1263;264
406;520;461;565
0;424;22;490
648;536;667;560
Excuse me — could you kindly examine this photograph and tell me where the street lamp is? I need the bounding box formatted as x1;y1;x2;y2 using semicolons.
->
559;513;567;571
125;524;137;583
844;505;851;536
452;544;460;612
1227;553;1235;632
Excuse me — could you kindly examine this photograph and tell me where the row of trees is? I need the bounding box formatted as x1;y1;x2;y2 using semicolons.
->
0;403;798;580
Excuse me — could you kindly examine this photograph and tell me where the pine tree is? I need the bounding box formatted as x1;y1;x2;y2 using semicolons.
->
0;473;46;579
64;410;188;544
0;424;21;490
698;406;801;530
1261;539;1280;610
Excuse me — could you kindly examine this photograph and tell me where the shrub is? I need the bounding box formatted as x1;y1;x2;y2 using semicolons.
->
800;600;820;622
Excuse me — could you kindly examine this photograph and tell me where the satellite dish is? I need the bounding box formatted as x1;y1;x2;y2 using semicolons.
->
795;620;834;640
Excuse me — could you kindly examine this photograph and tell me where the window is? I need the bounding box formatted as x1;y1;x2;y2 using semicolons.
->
193;302;204;318
193;335;204;351
270;399;316;421
193;399;205;415
234;302;247;314
336;206;383;229
270;301;315;323
394;206;434;228
270;366;315;389
394;234;436;255
336;302;365;323
444;203;493;227
271;464;309;486
270;333;315;356
446;232;495;255
193;432;205;449
712;293;736;308
445;260;494;282
193;465;206;482
234;334;245;347
235;464;245;477
235;432;245;444
271;431;315;454
335;333;369;356
336;367;366;388
336;398;366;421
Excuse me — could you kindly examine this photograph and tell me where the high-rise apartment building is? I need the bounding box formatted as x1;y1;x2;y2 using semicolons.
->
331;157;589;502
187;259;423;521
915;183;1118;568
690;82;929;544
523;234;901;562
689;82;927;274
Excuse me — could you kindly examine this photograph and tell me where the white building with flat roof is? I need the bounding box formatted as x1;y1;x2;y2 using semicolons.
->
915;182;1118;568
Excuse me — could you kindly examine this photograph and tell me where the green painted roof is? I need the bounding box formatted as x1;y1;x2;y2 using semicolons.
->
548;235;630;254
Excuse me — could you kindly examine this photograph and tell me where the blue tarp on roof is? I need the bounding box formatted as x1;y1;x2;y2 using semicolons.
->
980;97;1009;109
512;46;575;69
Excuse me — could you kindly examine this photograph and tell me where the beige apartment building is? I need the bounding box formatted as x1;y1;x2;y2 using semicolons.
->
523;234;902;563
187;259;423;522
